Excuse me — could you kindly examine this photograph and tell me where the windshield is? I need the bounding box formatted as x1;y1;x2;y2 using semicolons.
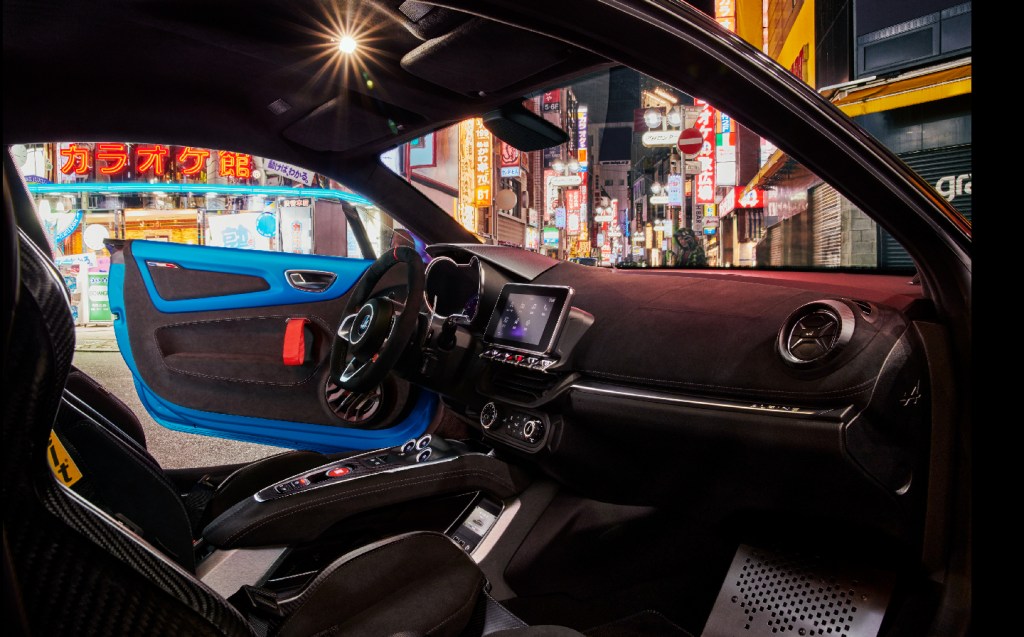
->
384;65;970;272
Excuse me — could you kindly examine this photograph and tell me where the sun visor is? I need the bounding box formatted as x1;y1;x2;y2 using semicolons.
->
283;93;424;152
401;18;572;96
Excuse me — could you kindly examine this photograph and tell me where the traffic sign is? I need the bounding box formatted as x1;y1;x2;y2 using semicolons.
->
677;127;703;157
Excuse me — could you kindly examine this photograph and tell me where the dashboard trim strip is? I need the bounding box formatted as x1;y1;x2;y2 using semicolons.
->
571;381;850;419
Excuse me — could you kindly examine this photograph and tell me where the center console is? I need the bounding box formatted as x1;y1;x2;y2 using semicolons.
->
202;436;528;550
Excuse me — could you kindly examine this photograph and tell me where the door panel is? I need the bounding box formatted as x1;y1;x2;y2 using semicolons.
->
109;239;437;452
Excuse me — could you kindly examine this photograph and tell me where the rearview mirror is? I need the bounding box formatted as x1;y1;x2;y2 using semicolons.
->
481;101;569;151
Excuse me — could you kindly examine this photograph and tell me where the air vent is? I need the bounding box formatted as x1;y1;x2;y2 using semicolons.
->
489;366;559;403
325;379;382;423
851;299;872;315
778;300;855;367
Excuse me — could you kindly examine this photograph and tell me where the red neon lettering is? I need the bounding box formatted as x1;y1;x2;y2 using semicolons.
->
218;151;253;178
96;143;128;175
136;145;169;175
59;144;90;175
177;147;210;176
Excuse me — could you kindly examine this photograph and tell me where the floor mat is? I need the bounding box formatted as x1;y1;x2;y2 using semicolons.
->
584;610;693;637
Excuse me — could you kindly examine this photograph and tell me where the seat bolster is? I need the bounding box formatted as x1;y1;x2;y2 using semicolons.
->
273;531;485;637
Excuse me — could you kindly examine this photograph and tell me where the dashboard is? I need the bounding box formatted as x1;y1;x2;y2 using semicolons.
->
411;242;935;539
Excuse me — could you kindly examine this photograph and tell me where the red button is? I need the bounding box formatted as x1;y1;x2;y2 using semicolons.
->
327;467;351;478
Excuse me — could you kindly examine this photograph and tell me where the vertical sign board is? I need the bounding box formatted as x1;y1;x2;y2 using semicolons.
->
694;99;717;205
458;120;478;231
87;272;111;321
472;118;493;207
667;174;683;206
500;142;521;177
577;106;588;170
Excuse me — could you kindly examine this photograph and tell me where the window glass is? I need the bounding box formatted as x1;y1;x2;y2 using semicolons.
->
384;66;942;270
12;141;411;324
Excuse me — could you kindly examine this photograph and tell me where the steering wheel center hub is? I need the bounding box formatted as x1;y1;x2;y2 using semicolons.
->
349;298;394;355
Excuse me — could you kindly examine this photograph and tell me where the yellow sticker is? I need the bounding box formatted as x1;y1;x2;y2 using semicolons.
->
48;430;83;488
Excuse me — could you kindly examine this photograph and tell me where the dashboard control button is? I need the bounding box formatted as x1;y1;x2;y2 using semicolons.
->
327;466;352;478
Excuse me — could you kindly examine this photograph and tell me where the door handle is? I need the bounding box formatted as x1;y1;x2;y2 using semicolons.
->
285;270;337;292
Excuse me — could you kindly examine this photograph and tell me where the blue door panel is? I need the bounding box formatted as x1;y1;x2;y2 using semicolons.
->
131;240;373;312
110;245;436;452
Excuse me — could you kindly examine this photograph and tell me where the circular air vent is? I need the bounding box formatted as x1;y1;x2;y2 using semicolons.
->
325;379;383;423
777;300;855;367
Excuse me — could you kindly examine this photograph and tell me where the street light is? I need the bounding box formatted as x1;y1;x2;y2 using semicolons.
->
650;181;663;195
643;108;663;129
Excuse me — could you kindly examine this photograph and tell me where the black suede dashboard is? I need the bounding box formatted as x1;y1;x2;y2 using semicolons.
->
423;245;935;534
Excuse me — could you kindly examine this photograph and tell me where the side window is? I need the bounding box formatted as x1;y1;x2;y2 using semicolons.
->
12;141;409;323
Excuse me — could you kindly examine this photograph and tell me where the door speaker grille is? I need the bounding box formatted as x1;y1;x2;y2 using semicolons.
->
701;544;894;637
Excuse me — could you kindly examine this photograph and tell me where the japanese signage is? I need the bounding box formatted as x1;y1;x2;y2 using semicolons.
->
206;212;272;251
266;158;313;186
471;119;492;206
542;90;561;112
500;142;521;177
718;187;766;216
565;189;581;215
666;175;683;206
549;175;583;187
693;99;717;205
555;207;566;229
641;130;682;147
542;226;560;246
500;142;520;168
567;211;580;234
790;44;809;83
58;143;253;180
458;120;477;215
87;273;111;321
715;0;736;32
577;106;588;168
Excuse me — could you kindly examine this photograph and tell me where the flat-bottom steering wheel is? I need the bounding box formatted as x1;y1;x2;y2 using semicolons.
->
330;246;425;392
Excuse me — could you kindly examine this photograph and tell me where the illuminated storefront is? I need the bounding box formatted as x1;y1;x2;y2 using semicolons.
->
15;142;394;324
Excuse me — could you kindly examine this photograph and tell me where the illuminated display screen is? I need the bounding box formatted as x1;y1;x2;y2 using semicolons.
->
485;284;572;354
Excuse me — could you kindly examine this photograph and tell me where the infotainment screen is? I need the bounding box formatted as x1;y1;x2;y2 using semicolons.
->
484;283;573;355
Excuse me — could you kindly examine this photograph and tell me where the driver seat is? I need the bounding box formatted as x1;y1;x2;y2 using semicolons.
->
3;153;582;637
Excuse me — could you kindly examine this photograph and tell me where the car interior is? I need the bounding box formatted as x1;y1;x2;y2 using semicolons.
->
3;1;971;637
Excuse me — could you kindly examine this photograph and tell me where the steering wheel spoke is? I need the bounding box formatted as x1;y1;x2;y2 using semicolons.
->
329;246;425;392
337;312;358;342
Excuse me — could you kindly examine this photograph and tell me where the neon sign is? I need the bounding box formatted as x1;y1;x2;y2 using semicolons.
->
58;143;250;179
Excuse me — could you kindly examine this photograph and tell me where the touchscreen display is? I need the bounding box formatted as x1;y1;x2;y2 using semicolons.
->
485;284;572;354
492;292;557;346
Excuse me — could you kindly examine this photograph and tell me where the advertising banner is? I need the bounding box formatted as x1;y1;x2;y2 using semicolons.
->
265;158;314;185
206;212;272;250
87;273;111;322
567;211;580;234
281;206;313;253
667;175;683;206
694;99;717;204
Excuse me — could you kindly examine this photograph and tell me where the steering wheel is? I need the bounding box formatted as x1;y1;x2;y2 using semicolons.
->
330;246;425;392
